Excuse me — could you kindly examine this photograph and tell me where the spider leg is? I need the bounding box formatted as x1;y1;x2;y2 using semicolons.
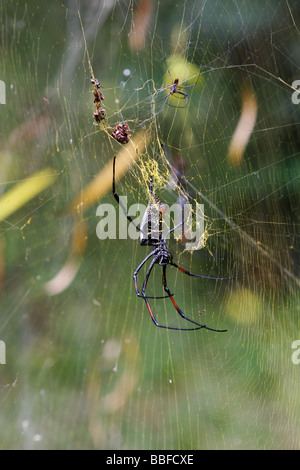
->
144;295;206;330
141;257;157;297
179;71;202;88
164;219;184;239
133;250;172;299
138;257;200;329
141;256;174;299
174;90;189;108
133;250;157;297
154;91;172;104
162;265;227;332
155;85;172;94
178;83;196;89
113;156;146;235
171;261;233;280
155;71;173;94
161;90;188;109
141;261;204;330
134;250;219;331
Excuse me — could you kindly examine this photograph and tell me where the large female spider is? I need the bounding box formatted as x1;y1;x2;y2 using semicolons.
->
113;157;230;332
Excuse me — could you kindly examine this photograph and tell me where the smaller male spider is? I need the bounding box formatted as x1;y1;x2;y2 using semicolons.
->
155;71;198;108
112;156;231;332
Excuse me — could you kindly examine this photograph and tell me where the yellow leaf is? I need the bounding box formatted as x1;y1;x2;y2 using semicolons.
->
0;168;57;221
70;128;150;214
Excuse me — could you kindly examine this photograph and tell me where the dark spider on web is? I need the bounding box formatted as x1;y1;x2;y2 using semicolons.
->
155;71;198;108
112;156;231;332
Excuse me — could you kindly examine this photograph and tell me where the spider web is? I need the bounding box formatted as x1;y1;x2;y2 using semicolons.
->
0;0;299;450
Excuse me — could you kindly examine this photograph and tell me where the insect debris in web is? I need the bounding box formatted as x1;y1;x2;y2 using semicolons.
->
91;77;106;123
111;122;131;144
